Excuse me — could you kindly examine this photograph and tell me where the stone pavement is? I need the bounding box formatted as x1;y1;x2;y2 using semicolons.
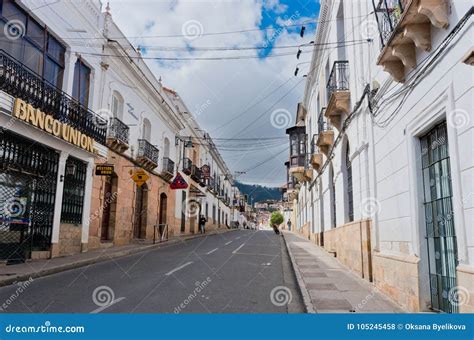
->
283;231;403;313
0;228;237;287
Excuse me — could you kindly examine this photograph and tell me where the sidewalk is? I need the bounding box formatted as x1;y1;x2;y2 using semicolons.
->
0;228;236;287
283;231;402;313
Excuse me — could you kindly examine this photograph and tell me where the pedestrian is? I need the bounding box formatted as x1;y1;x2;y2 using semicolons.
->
199;215;207;234
287;219;292;231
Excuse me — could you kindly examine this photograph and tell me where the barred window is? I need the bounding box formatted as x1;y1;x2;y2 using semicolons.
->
61;157;87;224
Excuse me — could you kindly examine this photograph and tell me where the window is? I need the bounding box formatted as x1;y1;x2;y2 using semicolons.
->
205;203;209;218
329;163;336;229
0;0;65;87
72;58;91;107
111;91;124;120
212;205;216;222
61;157;87;224
142;118;151;141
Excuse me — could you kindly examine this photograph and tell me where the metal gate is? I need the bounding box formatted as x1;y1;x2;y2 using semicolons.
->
0;131;58;264
420;122;458;313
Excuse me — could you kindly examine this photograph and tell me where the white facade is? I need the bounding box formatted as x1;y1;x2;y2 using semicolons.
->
289;0;473;312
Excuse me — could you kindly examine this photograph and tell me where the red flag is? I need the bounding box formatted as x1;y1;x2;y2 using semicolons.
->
170;172;188;189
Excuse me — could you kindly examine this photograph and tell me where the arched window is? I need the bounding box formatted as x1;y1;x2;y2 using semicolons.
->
163;137;170;158
329;163;336;229
345;142;354;222
111;91;124;120
142;118;151;141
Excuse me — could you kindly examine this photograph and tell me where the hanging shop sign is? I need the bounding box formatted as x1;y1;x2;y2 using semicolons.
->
12;98;96;153
95;164;114;176
131;169;149;187
170;172;188;190
201;164;210;179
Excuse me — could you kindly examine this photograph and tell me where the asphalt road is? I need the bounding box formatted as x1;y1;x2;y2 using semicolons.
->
0;230;304;313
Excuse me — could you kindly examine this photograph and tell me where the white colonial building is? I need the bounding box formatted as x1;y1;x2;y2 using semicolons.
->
286;0;473;313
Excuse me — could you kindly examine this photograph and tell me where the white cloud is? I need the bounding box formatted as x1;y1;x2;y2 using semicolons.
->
107;0;313;186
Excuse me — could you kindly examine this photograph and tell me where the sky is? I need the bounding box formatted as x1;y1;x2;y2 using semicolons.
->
107;0;320;187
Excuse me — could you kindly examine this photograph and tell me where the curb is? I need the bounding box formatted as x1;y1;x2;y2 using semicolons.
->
0;228;238;288
281;231;316;313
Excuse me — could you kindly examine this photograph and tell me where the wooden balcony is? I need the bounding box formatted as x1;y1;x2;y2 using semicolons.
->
325;61;350;130
374;0;449;82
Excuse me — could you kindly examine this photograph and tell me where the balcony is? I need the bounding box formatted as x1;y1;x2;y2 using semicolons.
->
136;139;159;170
289;155;306;182
325;61;350;130
0;49;106;145
190;164;203;183
161;157;175;180
373;0;449;82
207;176;216;193
183;158;192;175
106;117;129;153
316;108;334;156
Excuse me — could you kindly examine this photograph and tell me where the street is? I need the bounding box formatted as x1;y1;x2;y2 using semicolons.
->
0;230;303;313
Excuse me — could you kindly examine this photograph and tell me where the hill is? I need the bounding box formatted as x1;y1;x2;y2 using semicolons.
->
235;181;282;204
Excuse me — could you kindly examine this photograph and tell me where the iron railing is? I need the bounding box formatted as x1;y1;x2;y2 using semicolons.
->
310;134;319;154
0;49;106;144
137;139;159;164
107;117;129;145
190;164;202;182
162;157;175;174
207;176;215;191
317;107;331;132
183;157;192;175
326;60;350;103
372;0;406;48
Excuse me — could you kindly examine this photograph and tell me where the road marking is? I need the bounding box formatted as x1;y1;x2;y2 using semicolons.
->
235;236;241;240
165;261;193;276
225;241;232;245
206;248;218;255
232;243;245;254
91;297;125;314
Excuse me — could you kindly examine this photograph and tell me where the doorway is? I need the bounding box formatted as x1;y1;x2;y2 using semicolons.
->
420;122;458;313
134;183;148;239
100;174;118;241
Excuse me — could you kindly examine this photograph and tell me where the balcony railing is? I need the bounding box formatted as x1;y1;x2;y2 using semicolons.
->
317;107;331;132
162;157;175;174
190;164;203;182
327;61;349;103
0;49;106;144
183;158;192;175
373;0;405;48
137;139;159;165
107;117;129;145
207;176;215;191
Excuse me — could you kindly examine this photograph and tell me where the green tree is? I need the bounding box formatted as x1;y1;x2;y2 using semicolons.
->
270;211;284;226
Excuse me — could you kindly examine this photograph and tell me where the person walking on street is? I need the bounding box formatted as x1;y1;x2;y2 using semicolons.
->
199;215;207;234
287;219;292;231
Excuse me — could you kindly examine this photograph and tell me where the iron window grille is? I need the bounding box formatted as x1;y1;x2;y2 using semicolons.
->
317;107;331;133
326;60;350;103
182;157;192;175
61;157;87;224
